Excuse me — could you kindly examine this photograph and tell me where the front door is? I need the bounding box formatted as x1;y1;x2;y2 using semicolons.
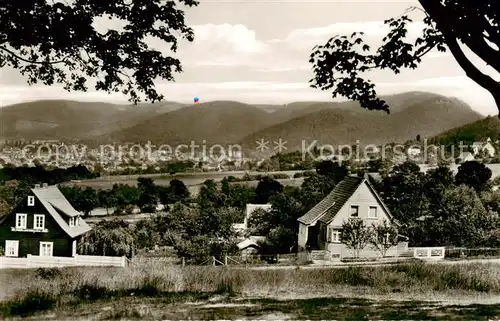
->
39;242;53;256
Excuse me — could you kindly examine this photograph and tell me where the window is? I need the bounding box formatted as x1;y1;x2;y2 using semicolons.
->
350;206;359;217
39;242;53;256
76;216;80;226
5;240;19;257
69;217;75;227
330;229;341;243
15;214;27;229
27;196;35;206
34;214;45;230
369;206;378;218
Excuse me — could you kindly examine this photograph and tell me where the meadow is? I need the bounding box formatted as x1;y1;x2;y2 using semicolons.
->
1;261;500;320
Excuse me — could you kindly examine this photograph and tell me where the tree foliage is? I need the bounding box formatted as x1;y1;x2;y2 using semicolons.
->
438;185;498;247
78;219;135;258
310;1;500;115
0;0;198;104
254;177;283;204
455;161;492;192
137;177;158;213
369;220;399;257
340;217;372;258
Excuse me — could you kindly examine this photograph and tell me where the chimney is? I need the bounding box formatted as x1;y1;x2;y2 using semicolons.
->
34;184;41;189
363;172;369;180
42;183;48;188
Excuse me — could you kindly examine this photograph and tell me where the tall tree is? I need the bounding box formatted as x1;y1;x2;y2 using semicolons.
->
309;2;500;115
455;161;492;192
98;189;116;215
439;185;498;247
169;179;190;203
315;160;348;182
254;177;283;204
379;162;430;227
0;0;198;104
137;177;158;213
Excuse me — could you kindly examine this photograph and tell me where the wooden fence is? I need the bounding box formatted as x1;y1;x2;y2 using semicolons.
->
409;247;446;260
0;254;126;269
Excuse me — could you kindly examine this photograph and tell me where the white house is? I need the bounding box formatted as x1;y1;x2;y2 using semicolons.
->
456;152;475;163
232;203;272;234
297;174;407;260
472;138;495;157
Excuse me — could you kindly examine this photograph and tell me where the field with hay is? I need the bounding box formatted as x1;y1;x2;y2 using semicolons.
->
1;261;500;320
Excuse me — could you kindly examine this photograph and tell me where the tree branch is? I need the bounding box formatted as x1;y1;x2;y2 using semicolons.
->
419;0;500;115
0;46;67;65
418;0;500;72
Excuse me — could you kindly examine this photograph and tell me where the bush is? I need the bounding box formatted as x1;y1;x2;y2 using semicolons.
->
74;282;109;301
8;290;56;316
35;267;63;280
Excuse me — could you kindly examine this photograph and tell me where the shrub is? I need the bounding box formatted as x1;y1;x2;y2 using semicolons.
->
73;282;109;301
8;290;56;316
35;267;63;280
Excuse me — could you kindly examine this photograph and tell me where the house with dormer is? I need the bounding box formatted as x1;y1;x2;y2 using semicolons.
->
0;183;91;258
297;174;407;260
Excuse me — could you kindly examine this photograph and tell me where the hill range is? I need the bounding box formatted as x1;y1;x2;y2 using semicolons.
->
0;91;486;154
429;116;500;146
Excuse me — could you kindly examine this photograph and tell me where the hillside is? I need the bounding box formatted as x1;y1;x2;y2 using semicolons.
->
266;91;448;123
0;92;483;152
95;101;278;146
430;116;500;146
239;93;482;155
0;100;187;141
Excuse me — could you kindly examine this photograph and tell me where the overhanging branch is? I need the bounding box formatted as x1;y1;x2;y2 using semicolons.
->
418;0;500;73
0;46;68;65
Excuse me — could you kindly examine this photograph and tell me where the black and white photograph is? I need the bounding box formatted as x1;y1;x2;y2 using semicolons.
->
0;0;500;320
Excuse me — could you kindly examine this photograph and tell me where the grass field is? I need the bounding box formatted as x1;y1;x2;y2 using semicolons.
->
1;261;500;319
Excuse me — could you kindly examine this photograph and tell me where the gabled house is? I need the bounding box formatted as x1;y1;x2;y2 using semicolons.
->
456;151;475;164
297;174;406;259
0;183;91;258
472;138;495;157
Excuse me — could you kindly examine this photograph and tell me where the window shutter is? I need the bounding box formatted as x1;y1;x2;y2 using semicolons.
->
326;227;331;242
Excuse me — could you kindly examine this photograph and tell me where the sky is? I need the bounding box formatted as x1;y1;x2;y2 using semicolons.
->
0;0;499;115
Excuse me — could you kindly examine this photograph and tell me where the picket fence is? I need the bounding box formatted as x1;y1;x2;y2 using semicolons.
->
0;254;126;269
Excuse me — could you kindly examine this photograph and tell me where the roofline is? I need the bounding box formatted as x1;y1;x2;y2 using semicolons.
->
320;177;399;226
297;203;335;225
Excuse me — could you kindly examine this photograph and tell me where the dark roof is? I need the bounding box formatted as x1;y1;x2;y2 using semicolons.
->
298;176;363;225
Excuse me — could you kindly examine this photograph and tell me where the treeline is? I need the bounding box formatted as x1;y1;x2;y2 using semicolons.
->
59;178;191;216
107;160;195;176
375;161;500;248
59;174;290;216
0;164;98;185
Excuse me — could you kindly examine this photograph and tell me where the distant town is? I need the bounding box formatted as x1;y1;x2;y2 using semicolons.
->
1;136;500;175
